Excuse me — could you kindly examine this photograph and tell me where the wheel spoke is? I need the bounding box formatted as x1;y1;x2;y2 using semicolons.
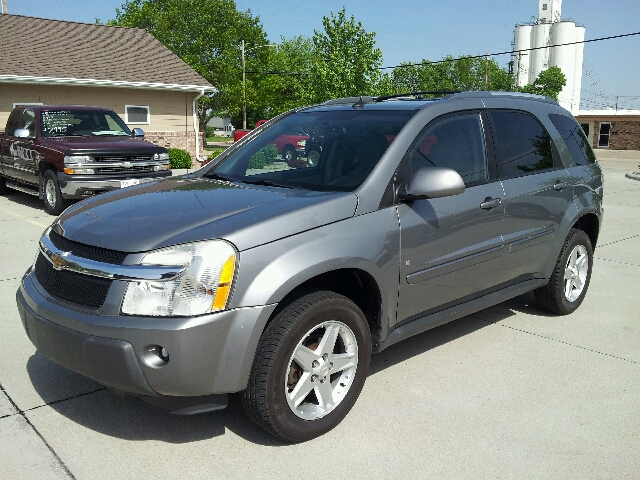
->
565;279;574;299
288;371;315;408
293;345;319;370
568;248;578;269
330;352;355;374
314;379;334;411
573;273;584;290
317;323;340;357
576;252;588;272
564;267;573;282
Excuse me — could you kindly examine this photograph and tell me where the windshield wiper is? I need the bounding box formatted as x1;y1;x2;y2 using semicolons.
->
240;179;296;189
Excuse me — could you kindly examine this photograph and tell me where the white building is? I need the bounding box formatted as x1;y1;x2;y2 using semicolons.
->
513;0;584;113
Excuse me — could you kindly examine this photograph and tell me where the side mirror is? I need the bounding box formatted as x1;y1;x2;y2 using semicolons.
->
400;167;465;201
132;128;145;138
14;128;32;139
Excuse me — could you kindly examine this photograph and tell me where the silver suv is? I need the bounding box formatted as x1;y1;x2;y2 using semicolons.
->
17;92;603;442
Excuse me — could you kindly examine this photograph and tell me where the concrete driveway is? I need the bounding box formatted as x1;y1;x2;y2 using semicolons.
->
1;152;638;479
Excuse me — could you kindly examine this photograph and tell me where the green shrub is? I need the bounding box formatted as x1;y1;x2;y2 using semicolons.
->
168;148;193;169
249;144;278;169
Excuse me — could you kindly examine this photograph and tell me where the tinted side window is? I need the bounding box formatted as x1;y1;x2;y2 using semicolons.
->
409;112;488;186
489;110;558;179
549;113;597;165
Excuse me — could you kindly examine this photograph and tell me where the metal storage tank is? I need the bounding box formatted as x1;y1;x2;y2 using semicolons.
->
572;26;586;113
550;21;577;110
530;22;551;83
514;24;533;86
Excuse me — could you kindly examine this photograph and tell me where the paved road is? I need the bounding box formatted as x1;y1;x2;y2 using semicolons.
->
1;152;638;479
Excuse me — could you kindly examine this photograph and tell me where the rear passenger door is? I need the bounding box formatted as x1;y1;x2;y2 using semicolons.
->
396;111;506;324
487;109;573;281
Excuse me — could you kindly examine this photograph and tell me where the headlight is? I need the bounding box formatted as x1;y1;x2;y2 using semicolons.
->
64;155;94;165
121;240;237;317
154;152;170;161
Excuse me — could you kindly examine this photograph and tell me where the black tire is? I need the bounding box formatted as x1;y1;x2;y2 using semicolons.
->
242;291;371;442
283;145;297;162
534;229;593;315
42;170;66;215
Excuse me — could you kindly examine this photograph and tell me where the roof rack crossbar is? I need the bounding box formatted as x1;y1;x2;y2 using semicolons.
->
374;91;461;102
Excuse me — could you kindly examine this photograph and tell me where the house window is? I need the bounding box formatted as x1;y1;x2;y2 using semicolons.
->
542;4;548;10
125;105;150;124
580;123;590;138
598;122;611;148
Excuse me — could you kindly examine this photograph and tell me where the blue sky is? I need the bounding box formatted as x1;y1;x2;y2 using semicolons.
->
6;0;640;109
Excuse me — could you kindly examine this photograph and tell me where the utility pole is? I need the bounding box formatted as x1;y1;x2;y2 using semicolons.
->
484;53;489;90
241;39;247;130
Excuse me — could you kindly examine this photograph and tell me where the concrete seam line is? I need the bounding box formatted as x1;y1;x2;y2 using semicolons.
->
471;316;639;365
24;387;107;413
0;383;77;480
594;257;640;267
0;277;20;282
597;233;640;247
0;205;49;228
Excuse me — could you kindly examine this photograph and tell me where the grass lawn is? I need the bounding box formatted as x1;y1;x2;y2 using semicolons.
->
206;135;233;143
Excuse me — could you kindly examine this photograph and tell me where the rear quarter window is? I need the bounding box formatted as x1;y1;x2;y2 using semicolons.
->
549;114;597;166
488;110;561;179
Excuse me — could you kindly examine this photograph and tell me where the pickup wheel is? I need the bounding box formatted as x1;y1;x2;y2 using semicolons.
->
283;145;297;162
42;170;66;215
307;149;320;166
534;229;593;315
242;291;371;442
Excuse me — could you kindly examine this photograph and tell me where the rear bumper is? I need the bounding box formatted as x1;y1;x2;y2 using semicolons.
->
17;272;277;397
57;170;171;198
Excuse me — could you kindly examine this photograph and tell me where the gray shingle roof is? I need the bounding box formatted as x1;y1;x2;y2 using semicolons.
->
0;14;213;90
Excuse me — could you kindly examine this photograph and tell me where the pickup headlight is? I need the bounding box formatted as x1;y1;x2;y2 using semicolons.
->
154;152;170;161
64;155;94;164
121;240;237;317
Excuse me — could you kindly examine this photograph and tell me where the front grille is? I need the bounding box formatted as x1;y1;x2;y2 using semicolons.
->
49;230;127;265
95;155;154;163
95;165;154;174
34;253;111;308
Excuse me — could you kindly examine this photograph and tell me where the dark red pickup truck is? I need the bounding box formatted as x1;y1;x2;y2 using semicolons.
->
0;105;171;214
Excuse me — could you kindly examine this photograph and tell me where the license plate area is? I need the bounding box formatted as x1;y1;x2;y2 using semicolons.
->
120;179;140;188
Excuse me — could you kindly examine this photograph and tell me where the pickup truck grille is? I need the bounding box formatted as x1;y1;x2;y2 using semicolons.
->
34;231;129;308
95;155;154;163
34;254;112;309
95;165;155;174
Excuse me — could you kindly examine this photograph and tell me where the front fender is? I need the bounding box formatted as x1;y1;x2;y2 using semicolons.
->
230;207;401;328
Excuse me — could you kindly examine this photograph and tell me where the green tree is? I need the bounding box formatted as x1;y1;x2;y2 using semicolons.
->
520;66;566;100
310;8;383;102
111;0;269;130
390;55;515;94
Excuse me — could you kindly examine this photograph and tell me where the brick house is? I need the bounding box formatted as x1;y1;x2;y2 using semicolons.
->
0;14;215;165
574;110;640;151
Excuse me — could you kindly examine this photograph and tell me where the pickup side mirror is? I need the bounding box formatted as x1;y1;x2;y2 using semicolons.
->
132;128;145;138
400;167;465;201
14;128;33;139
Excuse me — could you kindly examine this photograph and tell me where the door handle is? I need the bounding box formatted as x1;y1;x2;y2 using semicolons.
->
554;181;568;191
480;197;501;210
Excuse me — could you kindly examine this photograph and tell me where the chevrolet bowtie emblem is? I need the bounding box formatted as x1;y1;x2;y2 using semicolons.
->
50;252;70;271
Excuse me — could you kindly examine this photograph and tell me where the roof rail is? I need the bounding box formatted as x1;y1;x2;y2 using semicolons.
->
448;91;558;105
322;96;375;105
375;91;460;102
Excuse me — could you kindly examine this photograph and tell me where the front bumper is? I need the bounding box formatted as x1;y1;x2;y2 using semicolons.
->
17;272;277;397
57;170;171;199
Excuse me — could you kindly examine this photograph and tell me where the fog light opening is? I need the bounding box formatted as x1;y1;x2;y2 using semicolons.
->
142;345;170;367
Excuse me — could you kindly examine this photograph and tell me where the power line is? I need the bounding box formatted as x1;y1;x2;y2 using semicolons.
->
379;30;640;70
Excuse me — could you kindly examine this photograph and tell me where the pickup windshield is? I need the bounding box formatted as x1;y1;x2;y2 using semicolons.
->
207;109;416;192
40;110;133;138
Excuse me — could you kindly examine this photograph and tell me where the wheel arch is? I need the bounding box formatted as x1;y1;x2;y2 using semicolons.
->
571;212;600;249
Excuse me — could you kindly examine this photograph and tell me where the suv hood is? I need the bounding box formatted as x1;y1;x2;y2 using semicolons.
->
55;178;358;252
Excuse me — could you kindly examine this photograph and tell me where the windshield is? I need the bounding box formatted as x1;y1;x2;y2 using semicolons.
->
207;109;416;192
40;110;133;137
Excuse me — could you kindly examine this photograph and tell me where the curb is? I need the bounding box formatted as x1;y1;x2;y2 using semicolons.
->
625;172;640;181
